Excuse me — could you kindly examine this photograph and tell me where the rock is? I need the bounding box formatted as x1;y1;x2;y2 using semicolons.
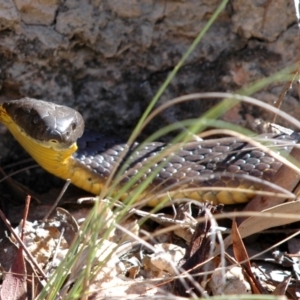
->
0;0;20;31
0;0;298;137
232;0;295;42
14;0;59;25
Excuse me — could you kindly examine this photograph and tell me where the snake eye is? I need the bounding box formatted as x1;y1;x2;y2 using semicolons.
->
71;122;77;131
32;113;41;125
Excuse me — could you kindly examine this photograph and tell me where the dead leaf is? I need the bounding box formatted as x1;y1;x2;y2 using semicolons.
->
1;246;27;300
174;203;221;297
272;276;290;296
232;220;264;294
214;201;300;256
209;265;251;295
143;243;185;276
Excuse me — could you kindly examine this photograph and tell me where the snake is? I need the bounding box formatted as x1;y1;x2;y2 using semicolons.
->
0;97;298;206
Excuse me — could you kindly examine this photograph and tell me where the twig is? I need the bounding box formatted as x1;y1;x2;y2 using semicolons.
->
42;179;71;221
0;208;48;280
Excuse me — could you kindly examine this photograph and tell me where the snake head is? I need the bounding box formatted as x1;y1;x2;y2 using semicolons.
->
2;98;84;149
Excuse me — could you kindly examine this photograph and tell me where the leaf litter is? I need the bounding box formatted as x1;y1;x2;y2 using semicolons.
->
1;182;300;299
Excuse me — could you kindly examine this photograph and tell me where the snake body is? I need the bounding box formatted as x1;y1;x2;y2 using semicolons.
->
0;98;298;206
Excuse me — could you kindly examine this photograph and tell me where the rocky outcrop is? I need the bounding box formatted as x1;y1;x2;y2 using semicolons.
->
0;0;298;136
